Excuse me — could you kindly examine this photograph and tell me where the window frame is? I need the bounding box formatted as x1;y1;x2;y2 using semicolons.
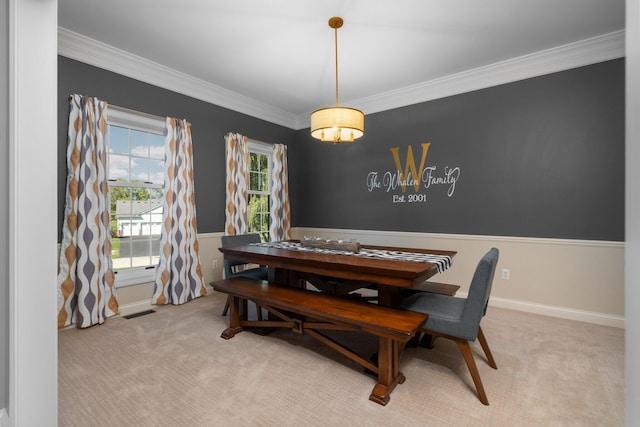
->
107;106;166;288
247;140;273;242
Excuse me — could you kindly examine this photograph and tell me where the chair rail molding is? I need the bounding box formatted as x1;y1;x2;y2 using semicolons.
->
106;229;625;329
291;227;625;328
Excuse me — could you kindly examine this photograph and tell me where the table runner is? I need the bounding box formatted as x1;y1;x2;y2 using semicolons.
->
253;241;453;274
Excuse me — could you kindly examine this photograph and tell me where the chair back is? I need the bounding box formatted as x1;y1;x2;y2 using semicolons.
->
220;233;263;278
461;248;499;334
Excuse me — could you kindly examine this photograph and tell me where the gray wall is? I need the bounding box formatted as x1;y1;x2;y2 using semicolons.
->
58;56;296;240
289;59;625;241
59;56;624;243
1;0;9;414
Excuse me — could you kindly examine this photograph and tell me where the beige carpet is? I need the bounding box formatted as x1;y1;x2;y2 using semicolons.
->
58;291;625;426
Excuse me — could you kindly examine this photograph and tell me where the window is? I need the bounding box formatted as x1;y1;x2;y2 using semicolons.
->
247;140;272;242
107;107;166;287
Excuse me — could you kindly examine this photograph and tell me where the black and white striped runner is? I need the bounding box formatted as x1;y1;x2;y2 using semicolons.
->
253;241;452;273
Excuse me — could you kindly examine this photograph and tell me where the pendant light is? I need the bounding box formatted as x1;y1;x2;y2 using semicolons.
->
310;17;364;143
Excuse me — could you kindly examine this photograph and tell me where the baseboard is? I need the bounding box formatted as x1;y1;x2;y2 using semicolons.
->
0;408;8;427
489;296;625;329
454;291;625;328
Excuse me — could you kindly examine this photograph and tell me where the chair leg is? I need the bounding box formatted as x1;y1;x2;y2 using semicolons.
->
419;333;437;349
477;326;497;369
456;340;490;405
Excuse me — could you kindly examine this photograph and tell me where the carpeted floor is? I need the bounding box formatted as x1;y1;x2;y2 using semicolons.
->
58;291;625;426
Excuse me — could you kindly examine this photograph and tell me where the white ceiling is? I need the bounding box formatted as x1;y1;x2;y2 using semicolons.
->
58;0;625;129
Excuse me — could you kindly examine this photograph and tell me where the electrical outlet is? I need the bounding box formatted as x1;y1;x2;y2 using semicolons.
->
212;259;219;269
501;268;510;280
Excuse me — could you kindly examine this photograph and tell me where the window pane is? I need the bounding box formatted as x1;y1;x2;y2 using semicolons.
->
131;158;150;183
259;171;268;192
249;171;259;191
146;187;163;201
109;154;130;181
109;126;129;155
113;237;132;270
110;193;162;270
150;237;161;264
130;129;149;157
250;152;258;172
111;186;131;236
149;134;165;160
149;159;164;185
260;154;268;171
247;194;269;241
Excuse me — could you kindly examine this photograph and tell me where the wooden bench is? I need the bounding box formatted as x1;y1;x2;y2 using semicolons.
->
404;281;460;296
211;277;428;406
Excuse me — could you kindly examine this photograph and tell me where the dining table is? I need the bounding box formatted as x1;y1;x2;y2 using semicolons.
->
218;240;456;306
216;239;456;405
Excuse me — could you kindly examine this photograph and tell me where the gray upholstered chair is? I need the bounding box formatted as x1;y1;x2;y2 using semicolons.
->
399;247;499;405
220;233;268;318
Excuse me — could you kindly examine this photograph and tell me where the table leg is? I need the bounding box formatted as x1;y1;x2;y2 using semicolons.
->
377;285;403;307
369;337;405;405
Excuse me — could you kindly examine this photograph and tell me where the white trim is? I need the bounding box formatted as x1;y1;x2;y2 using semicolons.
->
335;30;626;125
9;0;58;425
625;0;640;422
458;292;625;329
58;27;625;131
113;268;157;289
58;27;298;130
0;409;8;427
294;226;625;249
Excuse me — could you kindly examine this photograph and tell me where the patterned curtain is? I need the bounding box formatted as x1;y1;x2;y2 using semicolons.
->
57;94;118;328
269;143;291;241
224;132;249;235
153;118;206;305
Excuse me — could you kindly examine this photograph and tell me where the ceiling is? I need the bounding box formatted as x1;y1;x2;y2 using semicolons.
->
58;0;625;129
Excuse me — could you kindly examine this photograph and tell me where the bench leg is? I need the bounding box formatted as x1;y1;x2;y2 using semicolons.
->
221;295;245;339
369;337;405;406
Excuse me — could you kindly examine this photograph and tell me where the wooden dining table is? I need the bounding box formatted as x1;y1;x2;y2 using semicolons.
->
216;240;456;405
218;240;456;306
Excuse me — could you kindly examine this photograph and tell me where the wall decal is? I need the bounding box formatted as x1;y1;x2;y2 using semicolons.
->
366;142;461;203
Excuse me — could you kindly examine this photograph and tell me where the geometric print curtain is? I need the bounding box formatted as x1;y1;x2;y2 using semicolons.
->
57;94;118;328
269;143;290;241
152;118;206;305
224;132;249;236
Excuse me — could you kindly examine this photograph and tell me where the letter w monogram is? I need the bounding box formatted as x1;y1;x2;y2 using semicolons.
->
390;143;431;192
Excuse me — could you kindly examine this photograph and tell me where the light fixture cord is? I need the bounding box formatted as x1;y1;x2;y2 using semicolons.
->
334;25;339;107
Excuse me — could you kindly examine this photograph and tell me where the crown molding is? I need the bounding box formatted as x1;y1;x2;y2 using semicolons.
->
59;27;624;131
58;27;298;129
296;30;625;129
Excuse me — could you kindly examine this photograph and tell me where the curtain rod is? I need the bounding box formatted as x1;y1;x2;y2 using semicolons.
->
68;94;165;122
